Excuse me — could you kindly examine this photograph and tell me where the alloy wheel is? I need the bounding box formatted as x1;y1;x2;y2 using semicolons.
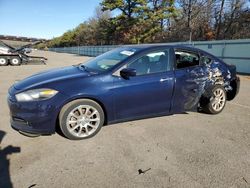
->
66;105;101;138
211;88;226;112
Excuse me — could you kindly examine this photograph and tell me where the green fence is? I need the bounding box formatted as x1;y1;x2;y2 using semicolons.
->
49;39;250;74
49;45;117;57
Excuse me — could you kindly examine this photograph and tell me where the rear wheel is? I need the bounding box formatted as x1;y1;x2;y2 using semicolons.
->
59;99;104;140
202;85;227;114
0;57;8;66
10;56;21;66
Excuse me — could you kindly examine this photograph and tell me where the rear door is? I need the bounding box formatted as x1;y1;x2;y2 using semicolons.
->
172;48;207;112
112;47;175;121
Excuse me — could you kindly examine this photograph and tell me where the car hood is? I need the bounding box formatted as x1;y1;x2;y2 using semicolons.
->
14;65;90;90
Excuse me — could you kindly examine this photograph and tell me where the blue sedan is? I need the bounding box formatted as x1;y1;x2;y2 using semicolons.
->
8;45;240;140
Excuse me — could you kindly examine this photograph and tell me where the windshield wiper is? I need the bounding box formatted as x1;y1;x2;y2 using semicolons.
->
78;64;89;72
78;64;98;74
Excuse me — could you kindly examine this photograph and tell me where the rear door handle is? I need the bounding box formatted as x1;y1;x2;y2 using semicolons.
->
160;78;172;82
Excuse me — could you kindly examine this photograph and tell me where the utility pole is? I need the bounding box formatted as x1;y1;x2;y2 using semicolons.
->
216;0;225;39
187;0;192;42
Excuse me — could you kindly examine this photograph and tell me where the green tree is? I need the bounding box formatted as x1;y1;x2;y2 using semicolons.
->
47;0;250;48
138;0;177;43
101;0;176;43
101;0;148;43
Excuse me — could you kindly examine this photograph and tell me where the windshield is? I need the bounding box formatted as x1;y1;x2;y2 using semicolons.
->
80;47;139;72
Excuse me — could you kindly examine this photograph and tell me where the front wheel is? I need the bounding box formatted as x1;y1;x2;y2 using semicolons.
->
59;99;105;140
201;85;227;114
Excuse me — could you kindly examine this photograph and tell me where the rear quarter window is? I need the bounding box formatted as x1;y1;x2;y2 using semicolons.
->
201;55;214;65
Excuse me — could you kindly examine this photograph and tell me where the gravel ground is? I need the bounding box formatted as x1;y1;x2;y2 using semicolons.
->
0;50;250;188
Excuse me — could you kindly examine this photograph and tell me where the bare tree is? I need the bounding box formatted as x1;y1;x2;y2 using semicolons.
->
215;0;225;39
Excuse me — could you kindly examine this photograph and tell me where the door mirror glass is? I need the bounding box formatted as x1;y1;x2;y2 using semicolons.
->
120;68;136;79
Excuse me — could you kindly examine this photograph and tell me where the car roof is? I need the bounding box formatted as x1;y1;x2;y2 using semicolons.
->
119;44;219;61
122;44;201;52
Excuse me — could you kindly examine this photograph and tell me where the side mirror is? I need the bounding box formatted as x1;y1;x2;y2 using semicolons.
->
120;68;136;79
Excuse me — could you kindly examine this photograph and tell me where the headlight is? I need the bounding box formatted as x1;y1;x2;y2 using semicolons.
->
15;88;58;102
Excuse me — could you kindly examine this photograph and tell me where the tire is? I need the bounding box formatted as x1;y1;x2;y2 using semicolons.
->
0;57;8;66
201;85;227;114
10;56;21;66
59;99;105;140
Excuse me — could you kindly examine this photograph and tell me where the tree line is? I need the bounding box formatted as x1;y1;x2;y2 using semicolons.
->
40;0;250;48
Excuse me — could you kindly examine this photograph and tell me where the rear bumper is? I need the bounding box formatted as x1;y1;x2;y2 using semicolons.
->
227;76;240;101
235;76;240;96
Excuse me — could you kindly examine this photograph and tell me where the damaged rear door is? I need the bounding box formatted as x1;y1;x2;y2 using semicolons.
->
171;48;208;112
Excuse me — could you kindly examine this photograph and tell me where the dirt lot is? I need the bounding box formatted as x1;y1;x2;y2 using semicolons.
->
0;51;250;188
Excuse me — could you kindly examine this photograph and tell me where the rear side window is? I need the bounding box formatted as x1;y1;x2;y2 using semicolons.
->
175;50;200;69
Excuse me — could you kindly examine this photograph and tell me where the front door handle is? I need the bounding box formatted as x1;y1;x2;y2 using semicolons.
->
160;78;172;82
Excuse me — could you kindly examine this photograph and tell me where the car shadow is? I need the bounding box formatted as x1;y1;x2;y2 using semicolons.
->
103;112;189;128
55;111;203;139
0;130;21;188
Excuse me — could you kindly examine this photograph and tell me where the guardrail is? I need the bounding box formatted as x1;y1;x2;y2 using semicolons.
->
49;39;250;74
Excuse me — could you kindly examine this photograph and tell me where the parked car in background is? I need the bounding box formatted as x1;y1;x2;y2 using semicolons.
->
8;45;240;140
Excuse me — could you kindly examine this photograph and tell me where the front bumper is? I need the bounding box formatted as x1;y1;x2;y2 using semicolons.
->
7;86;66;135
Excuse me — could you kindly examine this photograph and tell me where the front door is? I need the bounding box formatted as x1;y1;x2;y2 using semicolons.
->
112;48;175;121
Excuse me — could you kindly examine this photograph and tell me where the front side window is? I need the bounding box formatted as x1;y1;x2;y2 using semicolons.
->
127;49;170;76
175;50;200;69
